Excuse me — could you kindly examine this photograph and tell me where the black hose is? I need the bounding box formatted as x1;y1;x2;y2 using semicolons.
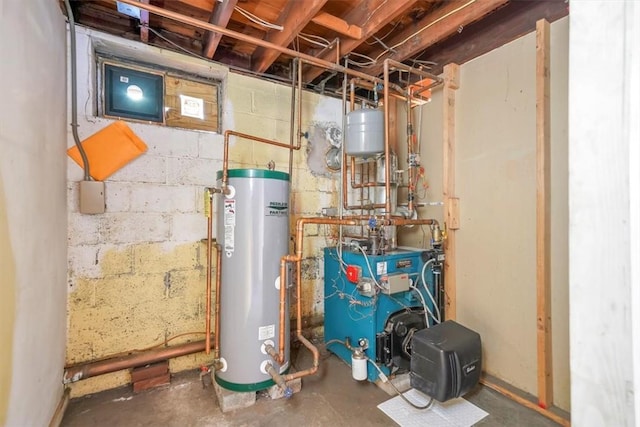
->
63;0;91;181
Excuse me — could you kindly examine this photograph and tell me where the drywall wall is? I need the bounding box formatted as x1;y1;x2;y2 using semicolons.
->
66;26;341;396
0;1;68;425
570;3;639;424
399;17;569;410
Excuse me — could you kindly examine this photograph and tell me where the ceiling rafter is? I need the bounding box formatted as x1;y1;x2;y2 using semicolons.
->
203;0;239;59
361;0;509;76
251;0;328;74
304;0;419;82
311;12;362;39
139;0;149;42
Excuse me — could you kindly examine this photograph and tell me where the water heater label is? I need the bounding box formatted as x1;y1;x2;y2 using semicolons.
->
265;201;288;216
376;261;388;275
224;200;236;226
224;200;236;255
258;324;275;340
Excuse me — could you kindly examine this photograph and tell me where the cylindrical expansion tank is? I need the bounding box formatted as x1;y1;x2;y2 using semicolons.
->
214;169;290;392
346;108;384;158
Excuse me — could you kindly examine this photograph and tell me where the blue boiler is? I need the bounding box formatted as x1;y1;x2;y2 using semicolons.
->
323;247;443;382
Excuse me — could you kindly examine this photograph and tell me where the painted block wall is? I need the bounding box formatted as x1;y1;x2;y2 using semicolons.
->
398;18;570;410
0;1;68;425
66;27;342;397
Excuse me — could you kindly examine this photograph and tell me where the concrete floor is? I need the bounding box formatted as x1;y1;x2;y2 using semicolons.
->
62;343;562;427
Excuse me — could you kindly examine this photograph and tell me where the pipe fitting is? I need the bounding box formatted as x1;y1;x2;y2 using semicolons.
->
265;363;293;399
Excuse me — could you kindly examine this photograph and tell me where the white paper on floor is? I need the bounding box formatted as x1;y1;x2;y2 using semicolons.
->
377;389;489;427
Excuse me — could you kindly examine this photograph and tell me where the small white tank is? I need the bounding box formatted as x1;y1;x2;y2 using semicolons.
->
346;109;384;158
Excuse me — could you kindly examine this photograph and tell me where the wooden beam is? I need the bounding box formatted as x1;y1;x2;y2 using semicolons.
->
203;0;238;59
414;0;568;76
535;18;553;409
480;378;570;427
311;12;362;39
361;0;508;77
251;0;328;73
442;63;459;321
304;0;418;82
139;0;149;43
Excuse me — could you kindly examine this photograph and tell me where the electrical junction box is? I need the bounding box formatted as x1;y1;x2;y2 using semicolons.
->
79;180;105;214
381;273;410;294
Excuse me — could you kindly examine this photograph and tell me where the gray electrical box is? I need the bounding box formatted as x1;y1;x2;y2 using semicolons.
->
381;273;410;294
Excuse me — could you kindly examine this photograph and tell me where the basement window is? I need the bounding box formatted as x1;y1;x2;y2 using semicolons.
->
99;58;221;133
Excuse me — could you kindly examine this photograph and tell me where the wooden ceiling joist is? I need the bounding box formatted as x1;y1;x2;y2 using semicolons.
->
361;0;509;76
304;0;418;82
139;0;149;42
251;0;328;74
203;0;239;59
311;12;362;39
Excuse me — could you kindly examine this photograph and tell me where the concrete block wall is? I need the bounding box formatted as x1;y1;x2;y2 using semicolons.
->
67;27;342;396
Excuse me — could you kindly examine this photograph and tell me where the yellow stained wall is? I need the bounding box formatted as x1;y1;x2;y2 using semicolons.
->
67;27;341;397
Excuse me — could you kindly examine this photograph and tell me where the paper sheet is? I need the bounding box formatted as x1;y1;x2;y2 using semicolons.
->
377;389;489;427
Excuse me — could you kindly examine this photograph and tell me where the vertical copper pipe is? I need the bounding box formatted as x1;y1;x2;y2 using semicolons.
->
276;257;292;364
289;58;297;179
214;243;222;359
407;94;415;214
205;191;213;354
297;58;303;148
383;60;392;218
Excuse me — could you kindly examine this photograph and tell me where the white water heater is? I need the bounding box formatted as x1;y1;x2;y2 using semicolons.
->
214;169;290;392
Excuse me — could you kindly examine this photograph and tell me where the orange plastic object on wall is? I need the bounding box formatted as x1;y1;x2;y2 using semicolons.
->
67;121;148;181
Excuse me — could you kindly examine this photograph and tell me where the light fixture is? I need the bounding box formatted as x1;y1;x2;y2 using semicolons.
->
126;84;144;101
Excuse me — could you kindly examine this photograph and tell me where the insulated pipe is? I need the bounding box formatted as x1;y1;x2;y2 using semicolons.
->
115;0;382;85
63;338;215;383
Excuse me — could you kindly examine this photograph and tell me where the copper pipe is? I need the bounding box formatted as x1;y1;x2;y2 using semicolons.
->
205;192;213;354
115;0;383;85
214;243;222;360
274;217;357;378
63;338;214;383
383;60;392;218
407;93;415;214
297;57;303;148
222;130;300;189
283;335;320;381
288;58;297;179
350;158;379;189
275;256;294;364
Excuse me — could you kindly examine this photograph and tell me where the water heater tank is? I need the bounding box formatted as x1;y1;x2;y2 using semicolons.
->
214;169;290;392
346;108;384;158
